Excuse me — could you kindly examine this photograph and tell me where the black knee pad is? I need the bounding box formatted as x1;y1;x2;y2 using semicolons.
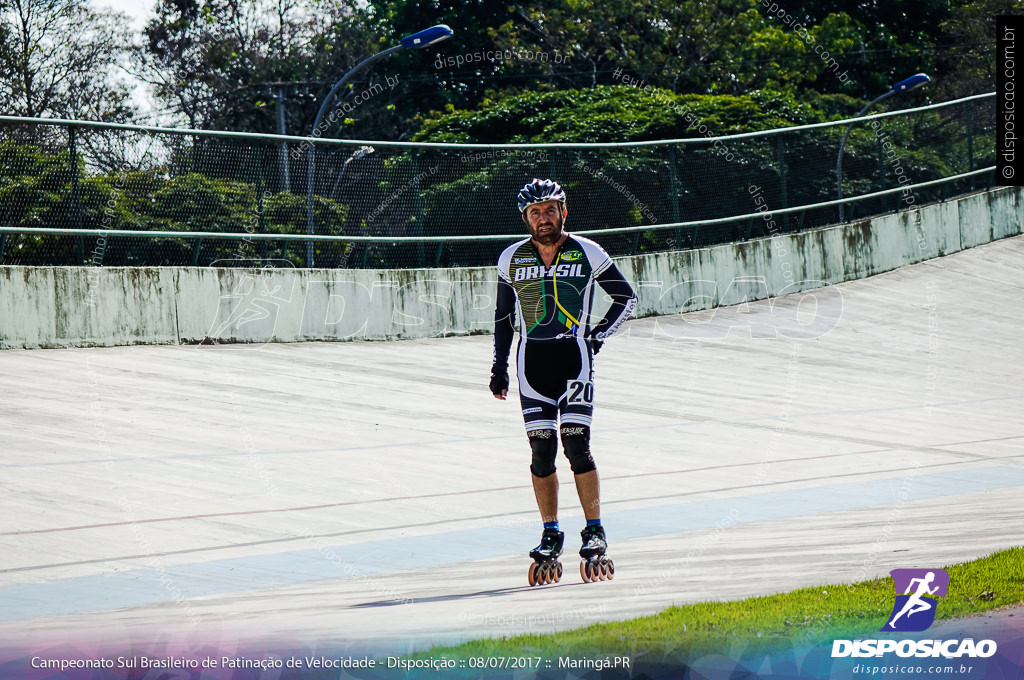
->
528;429;558;477
560;424;596;474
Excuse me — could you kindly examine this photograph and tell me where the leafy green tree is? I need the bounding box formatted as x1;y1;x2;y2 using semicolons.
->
780;0;946;95
0;141;348;266
135;0;385;137
398;84;963;266
412;85;840;143
482;0;1001;100
367;0;517;107
0;0;135;120
490;0;817;95
935;0;1024;100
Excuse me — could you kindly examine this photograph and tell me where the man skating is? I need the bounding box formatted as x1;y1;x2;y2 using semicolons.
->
489;178;637;584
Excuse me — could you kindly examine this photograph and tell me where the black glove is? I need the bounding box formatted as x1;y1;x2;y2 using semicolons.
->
489;365;509;395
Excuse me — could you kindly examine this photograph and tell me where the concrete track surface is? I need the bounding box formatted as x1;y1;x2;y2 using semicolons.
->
1;236;1022;657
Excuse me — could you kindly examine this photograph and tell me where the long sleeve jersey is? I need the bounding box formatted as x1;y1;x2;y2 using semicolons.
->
492;234;638;370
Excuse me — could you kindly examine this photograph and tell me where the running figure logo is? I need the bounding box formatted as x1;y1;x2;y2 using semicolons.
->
881;568;950;632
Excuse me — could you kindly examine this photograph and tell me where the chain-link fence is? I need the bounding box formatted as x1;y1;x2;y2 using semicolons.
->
0;93;996;269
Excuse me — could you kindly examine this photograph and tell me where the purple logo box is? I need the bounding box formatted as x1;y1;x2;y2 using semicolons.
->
881;568;950;632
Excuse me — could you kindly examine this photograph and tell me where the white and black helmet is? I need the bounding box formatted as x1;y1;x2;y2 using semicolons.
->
517;178;566;213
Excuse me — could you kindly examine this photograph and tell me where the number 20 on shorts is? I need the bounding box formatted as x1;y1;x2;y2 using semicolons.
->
566;380;594;405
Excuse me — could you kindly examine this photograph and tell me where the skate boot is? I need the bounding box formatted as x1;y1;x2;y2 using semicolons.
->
527;528;564;586
579;524;614;582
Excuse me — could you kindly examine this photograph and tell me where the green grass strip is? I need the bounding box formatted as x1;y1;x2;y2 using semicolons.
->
410;546;1023;662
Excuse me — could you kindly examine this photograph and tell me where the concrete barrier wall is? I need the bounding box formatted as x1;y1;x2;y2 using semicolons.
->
1;186;1020;350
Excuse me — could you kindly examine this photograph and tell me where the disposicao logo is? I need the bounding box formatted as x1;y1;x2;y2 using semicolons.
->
831;568;997;659
882;568;949;632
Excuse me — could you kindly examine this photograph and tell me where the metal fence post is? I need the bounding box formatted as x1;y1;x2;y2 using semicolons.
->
966;111;975;191
775;135;790;231
69;126;85;264
669;146;681;248
277;88;290;192
306;143;315;268
413;153;426;268
257;146;267;260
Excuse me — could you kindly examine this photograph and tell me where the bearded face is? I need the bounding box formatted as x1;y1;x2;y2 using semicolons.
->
523;200;566;245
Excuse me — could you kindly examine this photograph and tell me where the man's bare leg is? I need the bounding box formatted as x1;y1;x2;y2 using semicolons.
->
574;469;600;521
532;472;559;523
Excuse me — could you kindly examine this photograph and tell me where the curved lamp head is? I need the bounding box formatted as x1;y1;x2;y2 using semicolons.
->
352;145;375;161
893;73;931;94
401;24;454;49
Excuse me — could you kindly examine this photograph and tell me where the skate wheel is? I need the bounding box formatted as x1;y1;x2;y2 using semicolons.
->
528;562;540;587
555;561;563;582
540;561;552;585
581;559;612;583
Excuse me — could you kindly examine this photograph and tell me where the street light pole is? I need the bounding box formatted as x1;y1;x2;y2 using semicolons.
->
305;25;453;268
836;73;931;222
